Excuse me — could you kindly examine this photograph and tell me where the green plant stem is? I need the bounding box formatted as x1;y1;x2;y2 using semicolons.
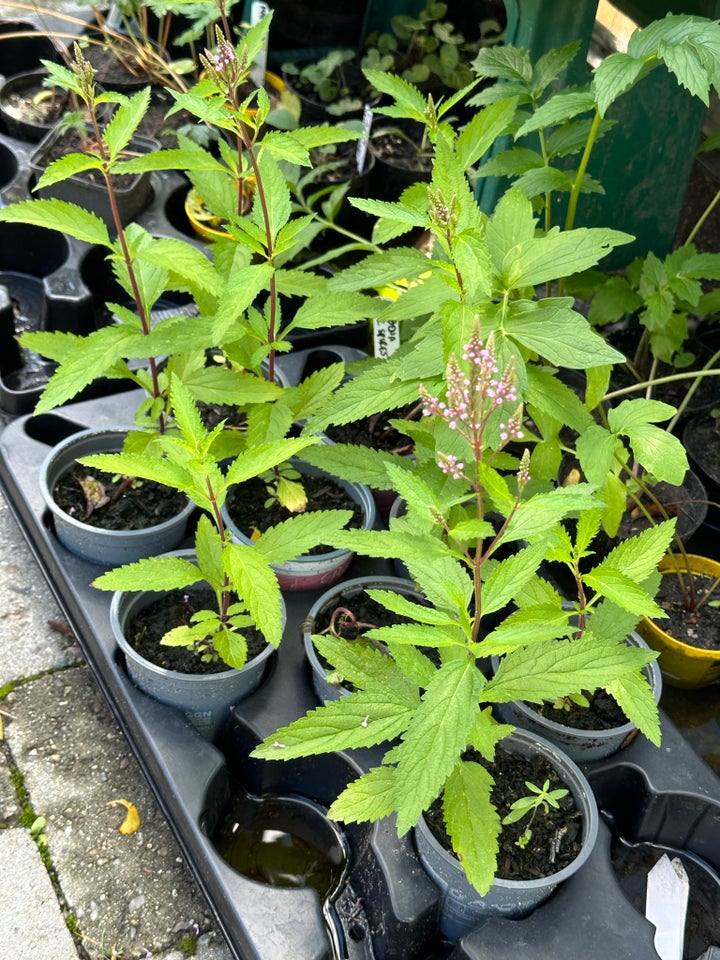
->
559;106;603;298
603;366;720;404
686;185;720;245
85;91;166;431
206;475;232;622
667;346;720;432
237;115;278;384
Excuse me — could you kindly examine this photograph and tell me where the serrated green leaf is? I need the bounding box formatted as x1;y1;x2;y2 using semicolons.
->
443;759;499;896
515;91;595;137
252;509;353;564
583;567;664;617
486;634;650;704
328;766;399;823
592;520;676;585
502;227;634;289
92;555;203;592
314;632;421;698
503;485;599;543
328;249;436;292
103;87;151;156
251;688;419;759
606;670;661;745
593;52;650;117
455;97;518;170
25;324;136;413
223;541;284;648
0;198;111;247
481;543;550;615
393;658;485;834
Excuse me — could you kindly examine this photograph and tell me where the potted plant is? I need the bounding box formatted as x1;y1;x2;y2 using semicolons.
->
252;326;675;928
281;49;376;124
361;0;498;93
636;547;720;689
86;375;356;733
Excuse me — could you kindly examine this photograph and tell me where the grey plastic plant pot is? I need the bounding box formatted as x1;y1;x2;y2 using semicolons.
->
222;460;376;592
110;554;280;740
491;630;662;763
39;426;195;566
302;574;426;703
414;728;600;942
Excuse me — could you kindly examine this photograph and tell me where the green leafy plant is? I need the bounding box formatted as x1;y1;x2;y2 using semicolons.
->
87;375;354;667
0;17;376;457
282;49;371;117
253;325;674;895
361;0;499;91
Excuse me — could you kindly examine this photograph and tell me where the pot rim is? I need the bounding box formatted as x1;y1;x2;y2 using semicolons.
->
110;549;279;682
415;727;599;891
39;424;195;538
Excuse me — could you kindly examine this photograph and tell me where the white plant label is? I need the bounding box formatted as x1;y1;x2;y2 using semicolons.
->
356;104;374;174
250;1;271;87
373;319;401;359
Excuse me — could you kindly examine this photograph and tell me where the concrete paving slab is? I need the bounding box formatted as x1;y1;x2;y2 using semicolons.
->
4;666;233;960
0;495;83;680
0;488;234;960
0;828;79;960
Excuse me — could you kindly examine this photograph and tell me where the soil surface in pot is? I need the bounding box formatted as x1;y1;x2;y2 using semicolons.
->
655;570;720;651
225;472;364;554
424;745;584;882
313;588;431;692
370;133;433;174
36;127;140;190
534;688;628;730
53;463;188;530
684;411;720;483
325;401;420;455
1;80;77;128
126;584;267;674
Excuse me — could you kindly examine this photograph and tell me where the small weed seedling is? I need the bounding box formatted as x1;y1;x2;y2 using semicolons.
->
502;779;570;849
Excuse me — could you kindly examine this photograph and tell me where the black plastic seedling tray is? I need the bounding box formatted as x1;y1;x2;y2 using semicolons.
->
1;377;720;960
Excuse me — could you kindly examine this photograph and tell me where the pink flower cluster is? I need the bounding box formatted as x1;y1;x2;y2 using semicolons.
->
214;40;236;72
420;332;522;442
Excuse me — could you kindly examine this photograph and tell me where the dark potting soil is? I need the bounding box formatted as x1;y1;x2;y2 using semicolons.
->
313;588;433;692
370;133;433;174
53;463;188;530
424;746;583;882
684;411;720;485
126;584;268;674
535;688;628;731
655;570;720;651
36;127;140;191
225;472;364;554
315;589;415;639
1;81;75;127
325;401;420;455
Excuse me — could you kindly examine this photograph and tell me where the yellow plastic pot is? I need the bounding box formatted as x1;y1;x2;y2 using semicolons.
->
637;554;720;688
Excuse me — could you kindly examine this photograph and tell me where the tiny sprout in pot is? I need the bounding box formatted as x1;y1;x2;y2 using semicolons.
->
414;728;599;940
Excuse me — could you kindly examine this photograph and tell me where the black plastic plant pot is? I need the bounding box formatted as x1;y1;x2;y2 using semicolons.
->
0;220;98;415
0;20;61;78
29;126;159;229
1;382;720;960
0;135;19;190
0;69;72;144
